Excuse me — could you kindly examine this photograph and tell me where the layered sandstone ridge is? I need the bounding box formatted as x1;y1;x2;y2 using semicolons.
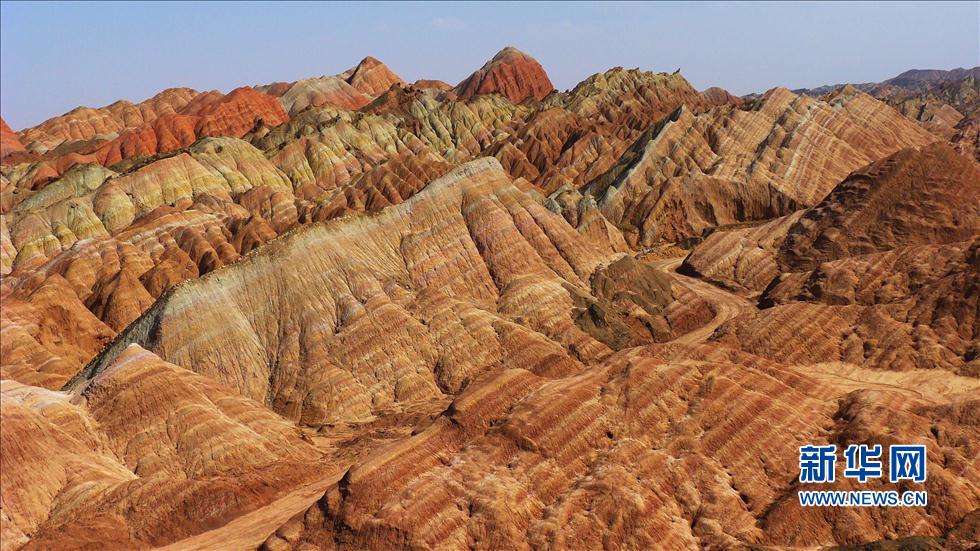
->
0;118;25;158
15;88;201;151
454;47;555;103
249;149;978;551
2;87;288;190
584;86;936;246
70;159;707;427
796;67;980;158
1;344;324;550
2;58;722;390
0;58;942;395
346;56;406;97
684;144;979;375
256;56;405;116
271;342;979;549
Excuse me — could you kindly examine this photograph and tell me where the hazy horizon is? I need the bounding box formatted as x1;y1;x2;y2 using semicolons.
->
2;0;978;130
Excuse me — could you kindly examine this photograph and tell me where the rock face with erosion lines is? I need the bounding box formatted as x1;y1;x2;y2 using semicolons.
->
69;159;702;426
1;51;978;551
454;47;555;103
0;118;25;158
685;144;980;375
1;345;322;549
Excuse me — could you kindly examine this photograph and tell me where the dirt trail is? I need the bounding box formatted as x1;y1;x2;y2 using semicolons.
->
648;257;756;344
646;256;980;405
159;469;344;551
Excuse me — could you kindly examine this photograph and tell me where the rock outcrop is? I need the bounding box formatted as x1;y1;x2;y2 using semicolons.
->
584;86;935;246
16;88;201;151
345;56;406;97
1;87;287;188
1;345;323;549
795;66;980;158
68;159;677;425
272;342;979;550
684;144;979;375
275;76;371;115
454;47;554;103
0;59;941;394
0;117;25;158
413;79;453;91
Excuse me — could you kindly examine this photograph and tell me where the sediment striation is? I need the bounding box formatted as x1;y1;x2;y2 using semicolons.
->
2;50;977;550
685;144;979;375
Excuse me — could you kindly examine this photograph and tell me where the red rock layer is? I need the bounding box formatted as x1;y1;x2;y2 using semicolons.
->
3;87;288;184
99;86;288;163
16;88;200;150
0;116;26;157
345;56;406;97
413;79;453;91
700;86;743;106
454;47;555;103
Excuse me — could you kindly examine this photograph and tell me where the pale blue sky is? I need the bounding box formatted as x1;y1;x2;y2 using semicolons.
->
2;1;978;129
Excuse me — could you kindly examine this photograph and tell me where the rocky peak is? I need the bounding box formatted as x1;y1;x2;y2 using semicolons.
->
346;56;406;97
454;46;554;103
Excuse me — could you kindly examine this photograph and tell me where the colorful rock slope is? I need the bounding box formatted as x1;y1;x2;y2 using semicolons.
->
454;46;555;103
1;50;976;551
684;144;979;374
0;117;25;158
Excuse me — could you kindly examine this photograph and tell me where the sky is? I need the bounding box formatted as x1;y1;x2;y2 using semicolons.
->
1;1;978;129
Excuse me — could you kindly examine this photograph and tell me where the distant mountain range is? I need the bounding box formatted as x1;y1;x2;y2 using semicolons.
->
792;66;980;96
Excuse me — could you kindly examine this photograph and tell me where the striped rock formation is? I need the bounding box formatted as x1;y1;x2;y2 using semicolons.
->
685;144;980;374
16;87;201;151
2;87;287;188
18;153;965;550
873;77;979;159
247;153;980;551
66;159;706;425
345;56;406;97
256;56;405;116
1;345;323;550
0;135;458;388
1;57;735;391
797;66;979;158
0;118;25;158
454;47;554;103
0;56;945;398
268;343;979;550
584;86;936;246
2;53;977;550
